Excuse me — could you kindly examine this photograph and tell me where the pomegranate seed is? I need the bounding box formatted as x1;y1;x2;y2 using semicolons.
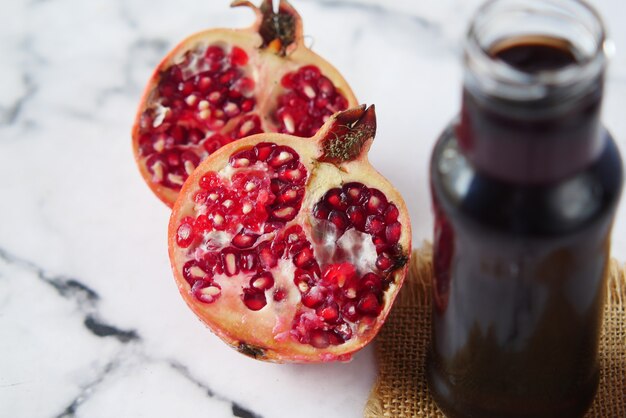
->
270;205;297;221
385;203;399;223
313;202;330;220
277;164;307;185
302;286;325;308
254;142;275;161
309;329;330;348
329;210;349;232
333;322;352;342
232;230;259;249
366;189;388;215
365;215;385;235
323;263;357;287
293;247;314;268
193;214;211;233
325;189;348;211
182;260;211;286
199;172;221;190
192;281;221;304
267;146;297;167
346;206;366;231
276;185;304;204
258;243;278;268
262;221;284;233
358;292;382;316
240;250;258;273
385;222;402;245
294;269;315;292
273;288;287;302
205;45;225;61
176;221;195;248
342;302;360;322
242;288;267;311
376;252;394;272
250;272;275;290
361;273;383;293
198;76;212;92
318;303;339;323
343;182;370;205
221;248;240;276
230;46;249;66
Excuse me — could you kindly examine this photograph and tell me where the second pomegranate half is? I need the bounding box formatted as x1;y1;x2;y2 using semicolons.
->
132;0;357;207
168;105;411;362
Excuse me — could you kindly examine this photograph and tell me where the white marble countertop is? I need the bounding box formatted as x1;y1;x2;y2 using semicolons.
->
2;0;625;417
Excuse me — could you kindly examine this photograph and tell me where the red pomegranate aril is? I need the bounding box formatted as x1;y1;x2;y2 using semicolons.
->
192;281;222;304
183;260;210;286
270;205;297;221
199;172;221;190
384;203;399;223
385;222;402;245
376;252;394;272
343;182;370;205
277;164;307;185
232;230;259;249
242;288;267;311
257;242;278;269
276;185;304;204
342;302;360;322
240;250;258;273
323;263;356;288
361;273;383;293
325;189;348;211
176;221;195;248
229;149;257;168
312;202;330;220
250;272;275;290
357;292;382;316
267;146;297;168
318;303;340;323
262;220;283;234
346;206;366;230
364;215;385;235
193;214;211;233
273;288;287;302
309;329;330;349
366;190;388;215
254;142;275;161
302;286;325;308
328;210;349;232
230;46;249;66
294;247;315;268
221;249;240;276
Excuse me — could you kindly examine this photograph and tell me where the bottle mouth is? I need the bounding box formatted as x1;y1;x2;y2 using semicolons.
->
465;0;609;103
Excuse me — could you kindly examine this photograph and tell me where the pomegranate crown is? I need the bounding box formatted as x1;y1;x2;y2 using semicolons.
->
232;0;303;56
319;105;377;164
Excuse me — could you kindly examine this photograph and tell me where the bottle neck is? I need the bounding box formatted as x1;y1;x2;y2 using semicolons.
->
458;0;608;184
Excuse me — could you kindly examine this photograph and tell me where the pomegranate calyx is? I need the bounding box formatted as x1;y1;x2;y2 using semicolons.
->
233;0;302;56
319;105;376;165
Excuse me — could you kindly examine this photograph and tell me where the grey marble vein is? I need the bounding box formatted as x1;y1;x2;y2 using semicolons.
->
167;360;264;418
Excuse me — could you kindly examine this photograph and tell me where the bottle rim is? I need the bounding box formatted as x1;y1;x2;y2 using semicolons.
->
465;0;609;102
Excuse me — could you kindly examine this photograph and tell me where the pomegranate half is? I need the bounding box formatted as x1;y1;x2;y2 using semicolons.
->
168;105;411;362
132;0;358;207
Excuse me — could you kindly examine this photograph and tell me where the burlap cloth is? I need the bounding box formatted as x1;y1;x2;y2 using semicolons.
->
365;244;626;417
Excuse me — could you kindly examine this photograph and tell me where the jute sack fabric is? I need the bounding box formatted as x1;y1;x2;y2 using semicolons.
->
365;245;626;417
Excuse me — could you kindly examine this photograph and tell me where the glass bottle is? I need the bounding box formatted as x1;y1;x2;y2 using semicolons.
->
427;1;623;417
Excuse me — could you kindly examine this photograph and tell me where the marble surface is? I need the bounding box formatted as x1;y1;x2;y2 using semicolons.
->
2;0;625;417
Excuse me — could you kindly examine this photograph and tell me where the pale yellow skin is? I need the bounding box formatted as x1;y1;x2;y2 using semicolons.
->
132;0;358;207
168;108;412;363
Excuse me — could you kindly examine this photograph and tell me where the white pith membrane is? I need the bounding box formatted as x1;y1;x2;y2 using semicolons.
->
136;40;351;197
171;140;408;360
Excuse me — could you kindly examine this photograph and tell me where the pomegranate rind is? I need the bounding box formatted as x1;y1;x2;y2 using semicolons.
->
132;1;358;208
168;106;411;363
